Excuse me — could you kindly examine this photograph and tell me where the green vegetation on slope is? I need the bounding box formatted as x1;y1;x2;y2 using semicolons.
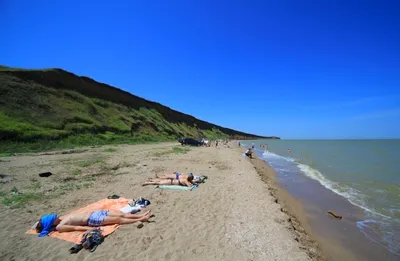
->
0;67;273;153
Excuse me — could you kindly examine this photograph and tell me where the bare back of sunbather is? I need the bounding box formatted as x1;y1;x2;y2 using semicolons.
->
60;213;91;226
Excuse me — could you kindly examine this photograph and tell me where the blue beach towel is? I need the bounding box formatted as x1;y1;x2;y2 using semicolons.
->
157;183;199;191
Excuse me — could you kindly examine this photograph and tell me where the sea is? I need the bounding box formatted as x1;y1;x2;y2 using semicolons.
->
240;139;400;258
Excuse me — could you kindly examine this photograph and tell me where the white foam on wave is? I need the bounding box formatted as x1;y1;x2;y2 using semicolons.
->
297;163;390;219
259;150;296;162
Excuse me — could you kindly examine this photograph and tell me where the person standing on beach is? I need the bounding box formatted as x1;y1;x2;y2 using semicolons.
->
251;143;255;149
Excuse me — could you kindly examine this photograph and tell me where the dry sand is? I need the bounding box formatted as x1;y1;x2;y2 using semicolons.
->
0;142;318;261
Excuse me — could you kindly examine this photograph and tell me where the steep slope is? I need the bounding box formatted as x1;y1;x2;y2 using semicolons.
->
0;66;278;150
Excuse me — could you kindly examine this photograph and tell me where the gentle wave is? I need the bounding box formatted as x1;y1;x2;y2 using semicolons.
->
245;142;389;218
296;163;390;219
258;150;296;162
257;148;391;219
357;220;400;255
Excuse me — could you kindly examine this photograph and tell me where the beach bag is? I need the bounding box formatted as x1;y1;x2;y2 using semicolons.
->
81;228;104;252
69;228;104;254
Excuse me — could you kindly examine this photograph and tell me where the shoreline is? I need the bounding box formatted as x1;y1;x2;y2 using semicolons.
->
235;144;367;261
241;144;400;261
237;149;325;261
241;142;400;261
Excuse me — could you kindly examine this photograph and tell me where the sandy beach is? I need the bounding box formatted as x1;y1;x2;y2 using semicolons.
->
0;142;318;261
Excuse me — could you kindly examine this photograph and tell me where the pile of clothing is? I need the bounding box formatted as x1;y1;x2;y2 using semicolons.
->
120;197;151;214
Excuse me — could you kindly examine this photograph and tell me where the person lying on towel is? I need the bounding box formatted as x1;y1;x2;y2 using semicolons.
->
35;209;152;236
142;172;198;187
156;172;205;183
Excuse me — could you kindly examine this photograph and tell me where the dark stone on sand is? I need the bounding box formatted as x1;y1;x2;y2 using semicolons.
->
39;172;52;177
0;174;13;183
274;199;278;203
327;211;343;219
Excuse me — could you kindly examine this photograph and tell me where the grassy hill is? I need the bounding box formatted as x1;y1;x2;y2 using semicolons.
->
0;66;279;153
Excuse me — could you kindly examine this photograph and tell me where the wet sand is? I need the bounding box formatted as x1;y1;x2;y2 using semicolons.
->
0;142;313;261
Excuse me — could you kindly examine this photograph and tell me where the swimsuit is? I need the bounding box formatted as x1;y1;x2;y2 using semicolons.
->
88;210;109;226
171;172;185;186
169;178;185;186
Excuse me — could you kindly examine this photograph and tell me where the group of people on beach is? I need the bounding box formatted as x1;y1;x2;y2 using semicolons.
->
35;135;230;238
34;139;227;241
35;171;206;237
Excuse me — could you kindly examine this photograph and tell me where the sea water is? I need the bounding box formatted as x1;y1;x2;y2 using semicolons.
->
241;139;400;256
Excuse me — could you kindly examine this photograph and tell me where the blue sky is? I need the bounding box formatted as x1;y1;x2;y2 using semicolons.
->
1;0;399;139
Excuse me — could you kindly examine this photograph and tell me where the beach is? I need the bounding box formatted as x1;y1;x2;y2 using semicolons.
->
0;142;315;261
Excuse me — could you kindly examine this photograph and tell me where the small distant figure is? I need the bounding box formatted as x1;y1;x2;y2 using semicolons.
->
245;148;253;158
251;143;255;149
287;149;291;154
238;141;241;147
216;140;219;147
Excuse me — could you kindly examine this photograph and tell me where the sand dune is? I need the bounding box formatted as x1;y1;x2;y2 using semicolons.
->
0;142;314;261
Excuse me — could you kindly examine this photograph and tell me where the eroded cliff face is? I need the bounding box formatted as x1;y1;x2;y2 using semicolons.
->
0;67;279;142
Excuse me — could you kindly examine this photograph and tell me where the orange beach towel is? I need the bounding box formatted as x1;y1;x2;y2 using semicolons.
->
26;197;131;244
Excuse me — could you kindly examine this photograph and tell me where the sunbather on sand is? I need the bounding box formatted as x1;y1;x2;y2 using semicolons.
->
156;171;188;179
36;209;152;236
142;173;194;187
155;172;205;184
